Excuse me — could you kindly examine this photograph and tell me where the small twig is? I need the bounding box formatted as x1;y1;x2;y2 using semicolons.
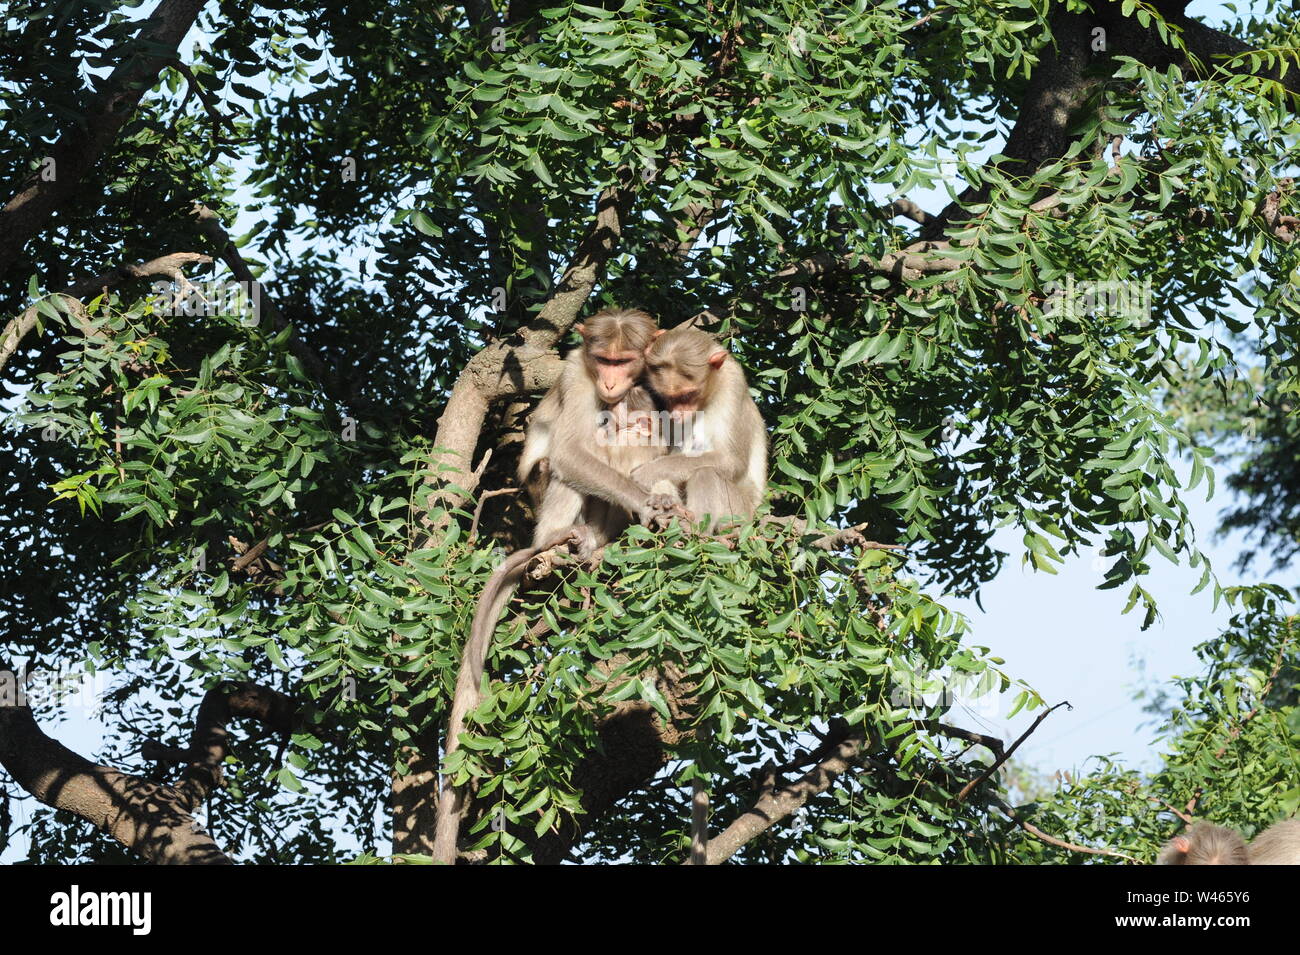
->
710;515;904;554
992;796;1135;862
168;61;241;148
1;253;212;374
470;448;493;485
1153;797;1196;826
956;701;1071;803
230;521;328;574
914;720;1006;761
469;486;520;542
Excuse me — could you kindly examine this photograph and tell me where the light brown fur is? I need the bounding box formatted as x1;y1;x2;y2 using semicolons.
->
1245;819;1300;864
632;326;768;529
1156;819;1300;865
436;310;677;864
518;308;677;549
1157;822;1249;865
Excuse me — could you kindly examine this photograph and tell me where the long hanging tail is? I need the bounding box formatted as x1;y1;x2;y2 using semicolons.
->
690;776;709;864
431;530;577;864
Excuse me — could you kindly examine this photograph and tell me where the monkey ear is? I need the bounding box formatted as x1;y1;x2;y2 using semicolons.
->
653;328;666;338
1173;836;1191;855
707;349;728;369
575;323;587;338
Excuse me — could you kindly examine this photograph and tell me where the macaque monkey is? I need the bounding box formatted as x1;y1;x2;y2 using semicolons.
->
1244;819;1300;864
1157;822;1250;865
1157;819;1300;864
631;324;767;865
517;308;679;551
434;309;675;864
632;325;768;529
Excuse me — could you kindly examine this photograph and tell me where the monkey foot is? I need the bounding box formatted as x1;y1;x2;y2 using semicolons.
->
647;504;695;531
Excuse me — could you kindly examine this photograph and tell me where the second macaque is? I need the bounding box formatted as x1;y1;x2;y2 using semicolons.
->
631;325;768;529
1157;819;1300;864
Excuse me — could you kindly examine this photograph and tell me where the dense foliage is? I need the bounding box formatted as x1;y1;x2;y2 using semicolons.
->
2;0;1299;863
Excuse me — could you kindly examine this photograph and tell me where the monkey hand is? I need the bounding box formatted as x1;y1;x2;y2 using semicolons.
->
639;493;693;531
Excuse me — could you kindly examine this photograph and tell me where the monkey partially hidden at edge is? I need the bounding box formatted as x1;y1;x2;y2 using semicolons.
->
1157;819;1300;864
630;324;768;529
433;308;681;864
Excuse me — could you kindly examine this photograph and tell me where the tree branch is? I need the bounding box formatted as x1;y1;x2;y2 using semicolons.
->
992;796;1135;862
420;168;638;519
956;700;1070;803
0;679;294;864
190;201;332;389
699;732;867;864
0;252;212;376
0;0;208;274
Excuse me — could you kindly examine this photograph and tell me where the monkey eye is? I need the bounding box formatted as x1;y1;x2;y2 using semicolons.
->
597;357;631;366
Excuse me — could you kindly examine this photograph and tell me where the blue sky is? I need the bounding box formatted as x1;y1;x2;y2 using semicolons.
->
910;0;1280;777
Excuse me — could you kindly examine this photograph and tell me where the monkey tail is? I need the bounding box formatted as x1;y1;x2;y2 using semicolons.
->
690;778;709;864
432;530;578;865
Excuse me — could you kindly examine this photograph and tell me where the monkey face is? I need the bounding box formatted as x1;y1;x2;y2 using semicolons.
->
587;349;644;404
645;351;725;418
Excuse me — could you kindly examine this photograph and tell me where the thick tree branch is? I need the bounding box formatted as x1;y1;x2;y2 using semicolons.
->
700;733;867;864
0;703;230;864
0;252;212;376
0;0;208;274
390;154;640;852
885;197;931;226
923;6;1300;245
0;680;294;864
658;197;728;262
420;168;638;520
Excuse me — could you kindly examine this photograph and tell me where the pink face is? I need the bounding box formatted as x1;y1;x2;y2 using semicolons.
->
658;385;702;419
645;347;727;417
588;348;642;404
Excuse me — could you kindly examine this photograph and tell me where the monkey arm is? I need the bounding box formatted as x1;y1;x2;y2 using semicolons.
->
548;440;658;518
630;451;738;488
